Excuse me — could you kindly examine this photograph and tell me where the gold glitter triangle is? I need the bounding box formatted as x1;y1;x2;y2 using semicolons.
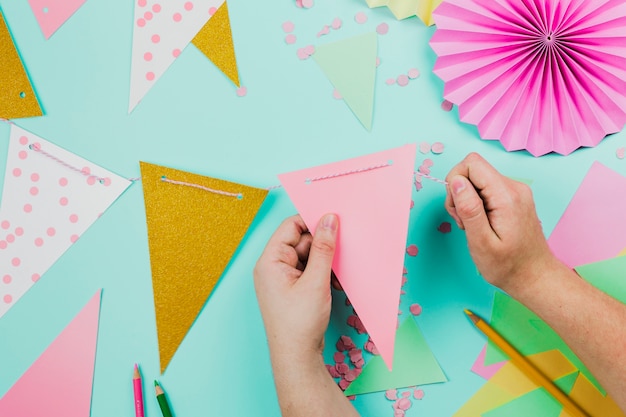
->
0;12;43;119
192;2;240;87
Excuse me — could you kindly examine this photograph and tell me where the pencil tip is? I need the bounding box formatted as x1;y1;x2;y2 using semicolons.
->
464;309;472;316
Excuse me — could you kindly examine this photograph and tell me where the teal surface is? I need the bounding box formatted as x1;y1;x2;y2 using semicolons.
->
0;1;625;416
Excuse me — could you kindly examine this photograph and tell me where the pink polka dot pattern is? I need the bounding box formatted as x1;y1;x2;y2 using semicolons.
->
152;34;161;43
152;4;161;12
184;2;194;11
137;18;147;27
3;295;12;304
145;11;153;20
146;72;156;81
172;49;181;58
0;125;130;318
173;13;182;22
144;52;153;61
18;151;28;160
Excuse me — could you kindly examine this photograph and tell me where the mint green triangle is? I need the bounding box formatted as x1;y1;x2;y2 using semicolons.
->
485;292;603;393
575;255;626;303
554;372;580;394
344;317;447;396
313;32;377;130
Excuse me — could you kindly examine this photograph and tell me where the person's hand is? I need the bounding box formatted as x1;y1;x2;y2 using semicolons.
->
444;153;557;293
254;214;338;360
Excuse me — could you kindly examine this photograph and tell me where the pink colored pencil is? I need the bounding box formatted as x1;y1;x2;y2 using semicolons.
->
133;364;145;417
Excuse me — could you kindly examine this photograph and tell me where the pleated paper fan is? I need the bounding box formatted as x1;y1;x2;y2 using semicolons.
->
430;0;626;156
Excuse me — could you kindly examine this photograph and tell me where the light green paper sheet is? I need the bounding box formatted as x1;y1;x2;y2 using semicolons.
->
481;387;563;417
312;32;377;130
575;255;626;303
344;316;447;396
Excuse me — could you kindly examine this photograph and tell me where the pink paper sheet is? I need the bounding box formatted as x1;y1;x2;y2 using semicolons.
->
279;144;416;370
471;344;507;380
548;162;626;268
0;290;101;416
27;0;86;39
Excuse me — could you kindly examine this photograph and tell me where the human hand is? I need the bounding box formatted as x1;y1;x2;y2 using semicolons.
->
444;153;557;293
254;214;338;361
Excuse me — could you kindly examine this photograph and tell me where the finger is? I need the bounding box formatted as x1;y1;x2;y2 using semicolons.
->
265;215;309;249
302;214;338;285
449;175;498;246
445;153;509;196
294;232;313;265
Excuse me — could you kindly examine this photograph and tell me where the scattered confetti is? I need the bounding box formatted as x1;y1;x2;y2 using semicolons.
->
317;25;330;37
397;74;409;87
617;147;625;159
331;17;342;30
437;222;452;233
376;22;389;35
285;34;297;45
376;57;381;67
441;99;454;112
431;141;445;154
302;0;314;8
385;78;396;86
409;303;422;316
363;337;379;355
408;68;420;79
295;0;303;7
385;389;398;400
282;21;295;33
332;89;343;100
235;86;247;97
355;11;368;24
419;141;430;154
406;244;418;257
296;44;316;60
413;388;425;400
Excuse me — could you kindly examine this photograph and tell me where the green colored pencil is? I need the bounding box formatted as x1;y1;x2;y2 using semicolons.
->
154;380;173;417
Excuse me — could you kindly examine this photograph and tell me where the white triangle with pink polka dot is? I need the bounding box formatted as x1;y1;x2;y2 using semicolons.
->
128;0;225;113
0;125;131;318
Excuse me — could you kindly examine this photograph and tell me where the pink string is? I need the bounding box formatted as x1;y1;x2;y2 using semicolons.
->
160;176;243;199
29;143;108;183
307;161;392;182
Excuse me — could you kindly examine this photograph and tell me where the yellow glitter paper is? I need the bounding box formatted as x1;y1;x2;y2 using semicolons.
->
364;0;443;26
140;162;267;373
192;2;240;87
0;12;43;119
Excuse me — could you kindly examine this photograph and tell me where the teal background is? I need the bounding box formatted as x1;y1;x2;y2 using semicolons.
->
0;0;624;416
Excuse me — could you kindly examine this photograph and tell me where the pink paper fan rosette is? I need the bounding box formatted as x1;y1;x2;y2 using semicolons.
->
430;0;626;156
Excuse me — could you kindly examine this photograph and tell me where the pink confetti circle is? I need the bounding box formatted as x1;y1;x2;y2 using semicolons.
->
385;78;395;86
376;57;381;67
386;389;398;400
409;303;422;315
331;17;342;30
60;197;69;206
431;141;445;154
23;204;32;213
414;389;425;400
419;141;430;154
282;20;295;33
406;244;418;257
19;135;28;145
173;12;182;22
236;86;248;97
355;12;367;24
302;0;314;8
376;22;389;35
617;147;625;159
295;0;303;8
408;68;420;79
18;150;27;160
438;222;452;233
441;99;453;112
12;168;21;177
332;89;343;100
397;74;409;87
303;44;315;55
285;34;297;45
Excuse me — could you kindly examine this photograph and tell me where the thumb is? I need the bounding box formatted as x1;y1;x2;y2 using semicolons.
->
303;214;338;284
449;175;493;242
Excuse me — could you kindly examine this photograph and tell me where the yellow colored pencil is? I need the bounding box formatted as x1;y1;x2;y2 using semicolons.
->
464;309;589;417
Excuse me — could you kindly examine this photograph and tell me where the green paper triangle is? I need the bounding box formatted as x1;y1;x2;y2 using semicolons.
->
313;32;377;130
554;372;580;394
575;255;626;303
344;317;447;396
482;387;563;417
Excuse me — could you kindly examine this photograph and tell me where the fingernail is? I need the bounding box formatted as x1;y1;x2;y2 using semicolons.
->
451;177;466;195
322;214;338;232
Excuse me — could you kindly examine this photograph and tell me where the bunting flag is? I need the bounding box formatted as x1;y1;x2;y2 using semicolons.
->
128;0;229;113
27;0;86;39
344;317;447;396
548;162;626;268
364;0;443;25
140;162;267;373
278;144;416;370
0;126;131;319
192;1;240;87
0;12;43;120
0;290;101;416
313;33;377;130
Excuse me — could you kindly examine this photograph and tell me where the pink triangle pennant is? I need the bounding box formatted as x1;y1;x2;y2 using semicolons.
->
278;144;416;370
27;0;86;39
0;290;101;416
